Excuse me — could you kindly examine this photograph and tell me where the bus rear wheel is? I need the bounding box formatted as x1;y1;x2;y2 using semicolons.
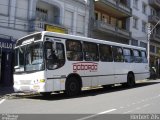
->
127;73;135;87
65;77;81;97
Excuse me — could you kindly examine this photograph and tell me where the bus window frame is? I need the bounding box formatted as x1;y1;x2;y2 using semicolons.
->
133;49;142;63
66;39;83;61
99;44;113;62
83;41;99;61
112;46;124;62
123;48;132;63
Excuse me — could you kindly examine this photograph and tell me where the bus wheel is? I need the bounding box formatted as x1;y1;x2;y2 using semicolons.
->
127;73;135;87
65;77;81;97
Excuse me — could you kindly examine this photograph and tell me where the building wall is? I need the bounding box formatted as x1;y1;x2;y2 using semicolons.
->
0;0;89;40
89;0;132;44
130;0;149;48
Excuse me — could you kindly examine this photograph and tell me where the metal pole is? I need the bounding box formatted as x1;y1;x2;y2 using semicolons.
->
147;23;151;65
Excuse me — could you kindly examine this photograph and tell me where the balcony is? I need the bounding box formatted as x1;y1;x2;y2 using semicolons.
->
150;33;160;43
28;20;66;33
149;0;160;10
94;0;132;18
148;15;160;24
94;20;131;39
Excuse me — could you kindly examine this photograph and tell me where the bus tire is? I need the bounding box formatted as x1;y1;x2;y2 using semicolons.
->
127;73;135;87
65;76;81;97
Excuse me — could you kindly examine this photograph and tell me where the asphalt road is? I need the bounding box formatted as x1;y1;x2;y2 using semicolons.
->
0;79;160;119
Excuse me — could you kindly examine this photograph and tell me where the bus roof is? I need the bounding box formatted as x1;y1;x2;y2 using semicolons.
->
17;31;146;51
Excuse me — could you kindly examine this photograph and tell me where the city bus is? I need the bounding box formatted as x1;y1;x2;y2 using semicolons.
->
13;31;149;96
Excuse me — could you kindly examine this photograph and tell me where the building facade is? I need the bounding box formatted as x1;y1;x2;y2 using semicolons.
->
148;0;160;76
130;0;148;48
0;0;89;86
0;0;89;40
130;0;160;76
89;0;132;44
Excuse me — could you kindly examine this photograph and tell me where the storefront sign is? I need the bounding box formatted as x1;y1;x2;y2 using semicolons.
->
0;38;15;52
45;24;66;33
0;42;14;50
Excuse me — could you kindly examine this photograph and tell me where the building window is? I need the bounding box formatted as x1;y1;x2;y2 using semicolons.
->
64;10;74;33
110;17;116;26
36;7;48;21
133;17;138;29
140;42;147;49
131;39;138;46
102;14;109;23
142;2;147;14
150;8;156;15
118;20;123;29
0;0;9;15
133;0;138;9
150;45;155;53
156;47;160;55
95;11;101;20
77;15;85;34
142;21;147;32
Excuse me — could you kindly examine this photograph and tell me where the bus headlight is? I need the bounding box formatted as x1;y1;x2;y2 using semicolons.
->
39;79;45;83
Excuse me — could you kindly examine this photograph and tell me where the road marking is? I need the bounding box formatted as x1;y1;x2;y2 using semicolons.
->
0;99;6;105
124;104;150;114
98;109;117;115
77;109;117;120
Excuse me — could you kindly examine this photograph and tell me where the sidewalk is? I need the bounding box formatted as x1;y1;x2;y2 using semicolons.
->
0;86;14;98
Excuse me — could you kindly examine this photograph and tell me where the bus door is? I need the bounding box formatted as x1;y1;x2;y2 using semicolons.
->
44;37;65;91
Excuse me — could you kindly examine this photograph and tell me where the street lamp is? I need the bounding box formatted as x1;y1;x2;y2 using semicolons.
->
147;20;160;65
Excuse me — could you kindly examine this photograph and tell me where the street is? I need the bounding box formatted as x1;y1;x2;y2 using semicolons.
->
0;79;160;119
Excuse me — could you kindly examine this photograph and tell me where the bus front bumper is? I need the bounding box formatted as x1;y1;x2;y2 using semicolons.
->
13;84;46;93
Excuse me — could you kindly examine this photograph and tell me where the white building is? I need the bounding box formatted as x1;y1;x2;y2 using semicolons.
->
130;0;149;48
130;0;160;75
0;0;89;40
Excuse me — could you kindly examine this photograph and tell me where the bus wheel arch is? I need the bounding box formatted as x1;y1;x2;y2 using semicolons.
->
65;73;82;96
127;71;135;87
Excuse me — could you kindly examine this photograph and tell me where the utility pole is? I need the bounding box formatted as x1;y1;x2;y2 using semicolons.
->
147;23;151;65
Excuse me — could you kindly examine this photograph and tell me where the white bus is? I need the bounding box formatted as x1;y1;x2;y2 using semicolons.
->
14;31;149;96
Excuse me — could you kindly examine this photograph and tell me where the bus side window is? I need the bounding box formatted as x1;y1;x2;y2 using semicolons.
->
83;42;99;61
141;51;148;63
133;50;142;63
123;48;131;63
66;40;83;61
99;44;113;62
112;46;124;62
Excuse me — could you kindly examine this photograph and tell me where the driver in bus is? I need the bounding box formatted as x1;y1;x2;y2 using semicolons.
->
47;49;59;69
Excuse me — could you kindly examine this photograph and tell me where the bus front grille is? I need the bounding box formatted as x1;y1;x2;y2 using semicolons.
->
20;80;32;85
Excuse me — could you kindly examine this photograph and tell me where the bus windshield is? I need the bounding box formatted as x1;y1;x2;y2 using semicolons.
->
14;42;44;72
